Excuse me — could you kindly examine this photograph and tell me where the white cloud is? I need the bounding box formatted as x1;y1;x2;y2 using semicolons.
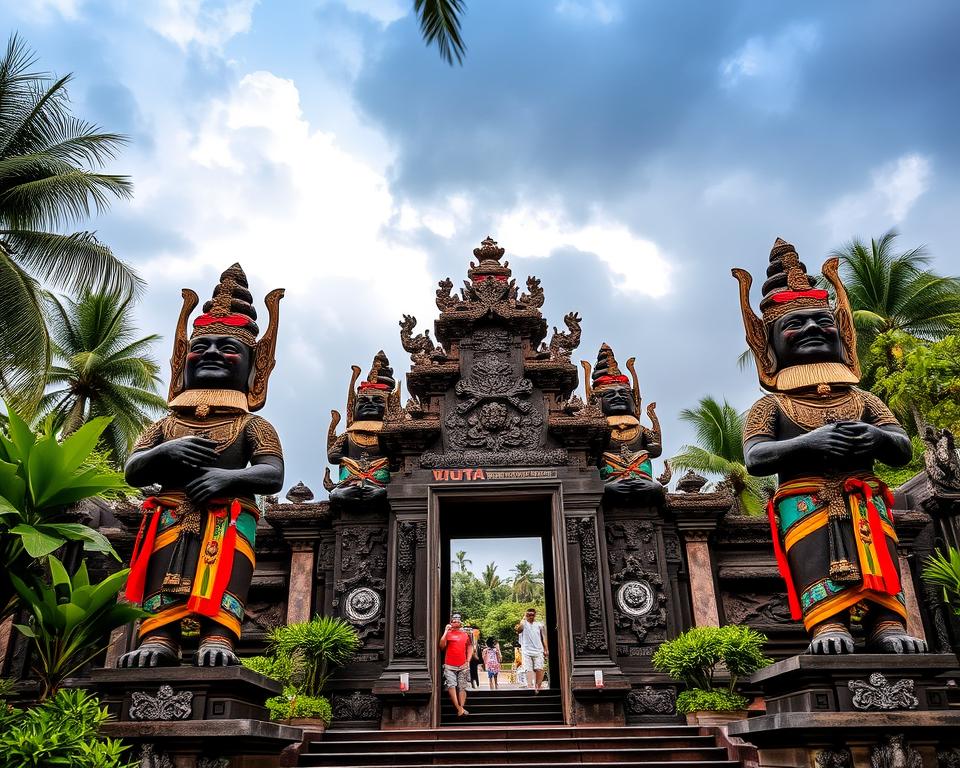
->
554;0;621;25
493;206;672;298
9;0;83;21
328;0;407;25
719;22;820;113
823;153;932;237
145;0;258;50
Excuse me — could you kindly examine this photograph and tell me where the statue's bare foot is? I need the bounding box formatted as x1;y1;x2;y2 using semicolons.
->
807;624;855;655
117;641;180;668
196;635;239;666
869;624;927;654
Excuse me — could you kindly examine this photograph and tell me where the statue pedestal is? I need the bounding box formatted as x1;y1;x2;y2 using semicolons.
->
727;654;960;768
90;667;303;767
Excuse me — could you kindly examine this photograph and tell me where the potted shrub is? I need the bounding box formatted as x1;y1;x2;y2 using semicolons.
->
242;616;360;730
652;624;771;726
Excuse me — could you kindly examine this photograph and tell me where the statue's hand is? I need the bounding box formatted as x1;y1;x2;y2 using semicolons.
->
800;422;862;461
185;467;237;504
157;436;218;470
832;421;885;458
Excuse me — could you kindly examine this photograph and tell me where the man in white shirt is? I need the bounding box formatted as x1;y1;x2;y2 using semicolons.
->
519;607;548;693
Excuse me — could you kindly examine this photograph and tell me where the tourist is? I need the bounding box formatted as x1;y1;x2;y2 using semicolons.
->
483;637;502;690
468;628;482;688
519;607;548;693
513;643;525;687
439;612;473;715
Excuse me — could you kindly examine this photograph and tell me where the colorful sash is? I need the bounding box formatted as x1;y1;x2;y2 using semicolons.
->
338;456;391;486
600;450;652;482
125;494;258;637
767;474;904;630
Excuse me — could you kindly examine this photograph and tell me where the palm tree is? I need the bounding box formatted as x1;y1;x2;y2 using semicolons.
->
510;560;543;603
832;229;960;355
670;396;773;516
481;562;501;590
414;0;466;65
0;35;138;414
452;550;472;573
37;291;165;464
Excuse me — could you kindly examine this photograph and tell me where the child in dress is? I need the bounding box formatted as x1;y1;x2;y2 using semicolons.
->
483;636;502;690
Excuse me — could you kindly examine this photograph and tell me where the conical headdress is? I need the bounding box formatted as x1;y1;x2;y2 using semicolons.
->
732;239;859;391
591;344;628;390
168;264;284;411
361;350;397;394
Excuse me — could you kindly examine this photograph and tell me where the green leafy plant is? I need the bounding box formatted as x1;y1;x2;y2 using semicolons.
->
264;685;332;723
0;687;134;768
676;689;749;716
653;625;771;712
12;555;147;699
267;616;360;697
240;652;295;683
0;406;126;617
923;547;960;616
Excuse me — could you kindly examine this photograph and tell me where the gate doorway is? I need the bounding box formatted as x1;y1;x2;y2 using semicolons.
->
433;493;567;725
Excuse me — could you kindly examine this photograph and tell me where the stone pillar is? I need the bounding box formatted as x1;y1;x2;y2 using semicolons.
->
672;490;732;629
286;542;316;625
899;554;927;642
683;531;720;627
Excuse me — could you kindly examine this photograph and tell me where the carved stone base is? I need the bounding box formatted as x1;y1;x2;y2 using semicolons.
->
728;654;960;768
570;671;630;726
89;667;302;767
372;671;432;729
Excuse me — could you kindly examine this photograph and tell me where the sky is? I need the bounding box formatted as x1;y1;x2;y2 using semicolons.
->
451;537;544;584
3;0;960;494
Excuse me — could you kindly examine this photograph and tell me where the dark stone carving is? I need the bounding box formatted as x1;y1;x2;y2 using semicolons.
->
871;735;922;768
285;481;313;503
816;748;852;768
722;592;795;626
332;690;383;721
138;744;174;768
606;521;667;645
241;600;285;638
334;525;387;642
676;469;708;494
537;311;582;361
924;426;960;496
938;748;960;768
129;685;193;721
567;517;607;654
848;673;919;711
394;521;425;658
420;448;567;467
198;759;229;768
626;685;676;715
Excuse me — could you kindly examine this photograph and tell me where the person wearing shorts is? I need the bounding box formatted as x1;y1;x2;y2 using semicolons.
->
439;612;473;715
482;636;502;689
519;607;548;693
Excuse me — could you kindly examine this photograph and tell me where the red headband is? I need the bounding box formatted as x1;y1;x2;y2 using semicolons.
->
193;313;253;327
359;381;390;391
594;374;629;387
770;289;828;303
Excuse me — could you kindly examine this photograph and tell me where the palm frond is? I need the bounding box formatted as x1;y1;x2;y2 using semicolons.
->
0;245;48;412
414;0;466;65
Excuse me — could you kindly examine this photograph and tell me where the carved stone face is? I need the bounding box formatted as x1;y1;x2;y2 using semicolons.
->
599;386;636;417
185;335;252;391
354;392;386;421
771;308;843;369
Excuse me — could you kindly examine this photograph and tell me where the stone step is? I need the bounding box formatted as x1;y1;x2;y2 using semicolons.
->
320;726;704;741
300;760;739;768
303;747;728;763
313;735;720;753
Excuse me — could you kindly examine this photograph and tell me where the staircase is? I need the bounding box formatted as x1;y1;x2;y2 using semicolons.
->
440;688;564;726
298;724;741;767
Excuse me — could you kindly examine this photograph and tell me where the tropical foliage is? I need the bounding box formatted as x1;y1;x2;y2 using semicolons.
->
452;550;472;572
414;0;466;64
37;291;165;463
922;547;960;618
0;687;133;768
479;600;546;664
12;555;146;699
653;625;771;713
243;616;359;723
831;229;960;357
0;406;125;618
0;35;138;413
670;396;773;515
510;559;544;602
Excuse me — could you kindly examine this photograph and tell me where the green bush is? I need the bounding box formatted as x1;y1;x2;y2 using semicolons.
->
265;685;332;723
0;688;134;768
267;616;360;695
676;688;749;715
240;653;294;682
652;625;771;708
923;547;960;616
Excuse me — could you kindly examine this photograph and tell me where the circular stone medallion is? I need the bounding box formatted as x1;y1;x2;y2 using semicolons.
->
617;580;654;617
344;587;382;623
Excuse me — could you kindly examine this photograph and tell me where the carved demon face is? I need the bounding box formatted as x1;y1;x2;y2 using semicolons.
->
354;392;387;421
185;335;252;391
770;308;844;369
599;386;636;417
